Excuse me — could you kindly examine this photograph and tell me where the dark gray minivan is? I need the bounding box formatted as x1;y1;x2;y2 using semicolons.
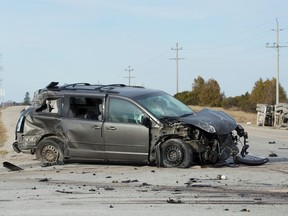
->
13;82;259;167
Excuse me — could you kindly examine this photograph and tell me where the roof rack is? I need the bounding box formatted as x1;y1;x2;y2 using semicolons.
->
96;84;126;91
44;82;144;93
61;83;125;92
61;83;91;89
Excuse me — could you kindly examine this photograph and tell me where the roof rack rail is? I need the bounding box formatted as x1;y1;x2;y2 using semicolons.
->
96;84;126;91
129;85;145;89
44;82;144;93
61;83;91;89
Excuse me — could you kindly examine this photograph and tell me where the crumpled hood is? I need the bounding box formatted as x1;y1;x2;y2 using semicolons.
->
180;108;237;135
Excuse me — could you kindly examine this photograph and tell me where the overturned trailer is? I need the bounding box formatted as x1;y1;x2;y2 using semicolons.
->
257;103;288;127
12;82;267;167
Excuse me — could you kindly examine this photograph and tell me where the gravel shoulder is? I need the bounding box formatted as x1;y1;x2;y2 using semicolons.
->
1;106;288;216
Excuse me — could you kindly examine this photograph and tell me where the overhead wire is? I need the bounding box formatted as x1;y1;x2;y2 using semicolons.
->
121;18;288;84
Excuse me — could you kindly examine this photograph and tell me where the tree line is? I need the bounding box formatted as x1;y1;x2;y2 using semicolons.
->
174;76;288;113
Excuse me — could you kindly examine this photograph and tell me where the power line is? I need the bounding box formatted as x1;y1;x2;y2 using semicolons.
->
124;65;135;86
170;43;184;93
266;18;288;105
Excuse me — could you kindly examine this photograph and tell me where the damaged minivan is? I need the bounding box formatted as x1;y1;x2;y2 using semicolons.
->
13;82;266;167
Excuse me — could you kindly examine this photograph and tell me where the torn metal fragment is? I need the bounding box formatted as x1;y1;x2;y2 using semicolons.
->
3;162;23;171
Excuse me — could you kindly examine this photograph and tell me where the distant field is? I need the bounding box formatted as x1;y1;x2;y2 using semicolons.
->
191;106;257;124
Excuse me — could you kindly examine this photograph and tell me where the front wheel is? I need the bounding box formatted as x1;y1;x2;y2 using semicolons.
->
160;139;192;168
36;138;64;164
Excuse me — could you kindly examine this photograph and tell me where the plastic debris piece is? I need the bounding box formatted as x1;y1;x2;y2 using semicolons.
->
3;162;23;171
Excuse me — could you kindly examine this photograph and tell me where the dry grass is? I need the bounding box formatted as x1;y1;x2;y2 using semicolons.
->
0;108;7;148
191;106;257;124
0;149;8;156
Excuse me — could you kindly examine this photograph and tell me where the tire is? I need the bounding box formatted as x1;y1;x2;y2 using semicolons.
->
160;139;192;168
36;138;64;164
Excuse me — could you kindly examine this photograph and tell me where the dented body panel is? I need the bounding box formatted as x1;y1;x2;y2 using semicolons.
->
180;108;237;135
13;82;250;167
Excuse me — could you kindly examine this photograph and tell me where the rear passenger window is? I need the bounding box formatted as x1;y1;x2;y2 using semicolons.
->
69;96;103;120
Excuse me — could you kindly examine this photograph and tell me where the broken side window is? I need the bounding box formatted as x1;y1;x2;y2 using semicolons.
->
35;98;62;114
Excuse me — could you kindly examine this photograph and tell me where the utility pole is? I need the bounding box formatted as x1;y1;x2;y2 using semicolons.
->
124;65;135;86
266;18;288;104
170;43;184;93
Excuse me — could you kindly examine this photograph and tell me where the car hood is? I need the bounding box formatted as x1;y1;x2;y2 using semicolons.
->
180;108;237;135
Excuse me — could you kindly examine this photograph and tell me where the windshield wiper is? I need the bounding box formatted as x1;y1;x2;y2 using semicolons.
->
159;116;179;121
180;113;195;118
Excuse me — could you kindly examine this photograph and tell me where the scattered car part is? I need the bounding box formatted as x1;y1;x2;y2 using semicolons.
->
235;154;269;166
3;161;23;171
269;153;278;157
216;174;227;180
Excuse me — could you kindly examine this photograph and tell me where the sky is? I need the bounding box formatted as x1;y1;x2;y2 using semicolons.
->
0;0;288;102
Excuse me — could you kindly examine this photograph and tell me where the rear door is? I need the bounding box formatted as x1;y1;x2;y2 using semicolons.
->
61;95;105;160
103;97;150;162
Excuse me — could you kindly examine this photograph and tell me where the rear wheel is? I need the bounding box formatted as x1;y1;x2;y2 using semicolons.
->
161;139;192;168
36;138;64;164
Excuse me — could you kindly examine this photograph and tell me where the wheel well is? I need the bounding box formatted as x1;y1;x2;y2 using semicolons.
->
36;134;65;153
153;135;182;165
37;134;64;145
155;135;183;147
35;135;65;163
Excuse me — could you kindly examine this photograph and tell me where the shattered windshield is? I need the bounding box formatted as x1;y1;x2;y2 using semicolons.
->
134;92;195;119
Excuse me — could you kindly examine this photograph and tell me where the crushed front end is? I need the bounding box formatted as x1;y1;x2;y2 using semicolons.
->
152;108;251;165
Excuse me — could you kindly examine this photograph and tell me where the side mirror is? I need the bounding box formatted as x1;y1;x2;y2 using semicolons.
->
142;114;151;128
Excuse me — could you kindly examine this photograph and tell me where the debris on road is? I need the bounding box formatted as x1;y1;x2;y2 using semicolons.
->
3;161;23;171
38;178;49;182
40;162;64;168
240;208;250;212
235;154;269;165
141;182;150;187
166;197;183;204
269;153;278;157
55;190;73;194
104;187;115;191
121;179;139;183
216;174;227;180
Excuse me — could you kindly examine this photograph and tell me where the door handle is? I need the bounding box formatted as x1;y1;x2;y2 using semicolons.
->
92;125;101;129
106;126;116;131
